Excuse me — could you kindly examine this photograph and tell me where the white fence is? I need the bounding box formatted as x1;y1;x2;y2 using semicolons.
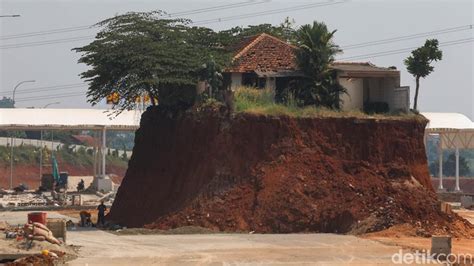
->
0;137;133;157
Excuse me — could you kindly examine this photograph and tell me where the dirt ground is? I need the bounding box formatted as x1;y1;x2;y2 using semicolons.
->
456;209;474;225
0;211;409;265
364;224;474;254
363;209;474;263
67;230;410;265
1;210;473;265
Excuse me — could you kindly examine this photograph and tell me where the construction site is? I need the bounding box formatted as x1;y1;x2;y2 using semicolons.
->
1;0;473;265
0;106;472;265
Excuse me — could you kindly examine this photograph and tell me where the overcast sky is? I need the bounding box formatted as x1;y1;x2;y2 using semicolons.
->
0;0;473;119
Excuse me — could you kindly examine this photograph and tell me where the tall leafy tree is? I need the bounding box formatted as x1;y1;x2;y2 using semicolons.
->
404;39;442;111
293;21;345;108
73;11;225;112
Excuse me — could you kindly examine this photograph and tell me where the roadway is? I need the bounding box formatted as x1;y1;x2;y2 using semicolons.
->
0;211;411;265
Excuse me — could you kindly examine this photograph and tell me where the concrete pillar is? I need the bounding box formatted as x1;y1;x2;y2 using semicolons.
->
102;127;107;177
431;235;452;260
438;142;443;190
93;131;98;177
455;148;461;192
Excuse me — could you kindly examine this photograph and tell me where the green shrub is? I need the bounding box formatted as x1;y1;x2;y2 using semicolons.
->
233;86;417;120
364;102;389;114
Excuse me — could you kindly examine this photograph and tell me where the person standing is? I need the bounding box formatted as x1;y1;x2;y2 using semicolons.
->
97;201;107;227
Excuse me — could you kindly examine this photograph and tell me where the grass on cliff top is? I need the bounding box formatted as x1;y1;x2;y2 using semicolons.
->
233;87;420;120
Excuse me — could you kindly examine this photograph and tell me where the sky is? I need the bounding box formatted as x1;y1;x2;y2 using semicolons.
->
0;0;473;119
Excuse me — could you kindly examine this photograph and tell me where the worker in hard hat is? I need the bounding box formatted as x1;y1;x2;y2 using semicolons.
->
97;201;107;227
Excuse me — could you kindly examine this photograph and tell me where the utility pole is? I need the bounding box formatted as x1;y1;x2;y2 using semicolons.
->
10;80;36;190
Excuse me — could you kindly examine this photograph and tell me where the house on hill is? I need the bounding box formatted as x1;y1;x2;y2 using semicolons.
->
224;33;410;112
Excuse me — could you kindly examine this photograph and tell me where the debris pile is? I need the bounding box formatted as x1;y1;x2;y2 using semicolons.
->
0;191;112;210
109;108;474;236
0;193;47;208
23;223;61;245
3;222;61;245
7;249;66;265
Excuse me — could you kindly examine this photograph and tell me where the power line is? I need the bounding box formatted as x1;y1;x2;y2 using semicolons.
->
15;83;85;91
168;0;270;17
338;38;474;61
15;92;86;102
3;83;86;96
3;25;470;52
7;41;474;102
0;0;269;41
192;1;345;25
0;1;345;50
0;36;94;49
0;26;93;41
341;24;473;50
12;38;472;101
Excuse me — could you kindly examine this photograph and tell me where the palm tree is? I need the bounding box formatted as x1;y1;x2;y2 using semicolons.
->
293;22;345;108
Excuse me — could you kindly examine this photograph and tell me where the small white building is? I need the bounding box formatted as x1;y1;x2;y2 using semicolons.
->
224;33;410;112
332;62;410;112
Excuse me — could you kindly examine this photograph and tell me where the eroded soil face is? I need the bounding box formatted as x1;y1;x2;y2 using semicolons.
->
109;108;473;237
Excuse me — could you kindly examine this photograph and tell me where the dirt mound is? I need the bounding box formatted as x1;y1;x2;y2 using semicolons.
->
109;107;473;237
8;250;66;266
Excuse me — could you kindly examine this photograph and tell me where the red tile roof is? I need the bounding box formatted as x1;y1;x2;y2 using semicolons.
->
226;33;399;78
226;33;298;73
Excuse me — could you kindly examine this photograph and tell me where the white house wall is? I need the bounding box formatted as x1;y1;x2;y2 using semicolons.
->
367;78;385;102
392;86;410;112
339;77;364;111
265;77;276;91
382;77;398;109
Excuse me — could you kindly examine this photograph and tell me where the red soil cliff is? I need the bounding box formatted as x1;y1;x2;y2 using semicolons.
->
109;108;472;236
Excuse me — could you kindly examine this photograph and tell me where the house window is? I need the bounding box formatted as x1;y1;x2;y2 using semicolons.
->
257;77;266;89
242;73;258;87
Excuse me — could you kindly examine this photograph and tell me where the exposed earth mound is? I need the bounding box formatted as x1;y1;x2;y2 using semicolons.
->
109;107;473;236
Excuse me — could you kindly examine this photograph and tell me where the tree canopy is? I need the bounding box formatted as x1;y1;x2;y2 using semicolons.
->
73;11;228;112
404;39;442;110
